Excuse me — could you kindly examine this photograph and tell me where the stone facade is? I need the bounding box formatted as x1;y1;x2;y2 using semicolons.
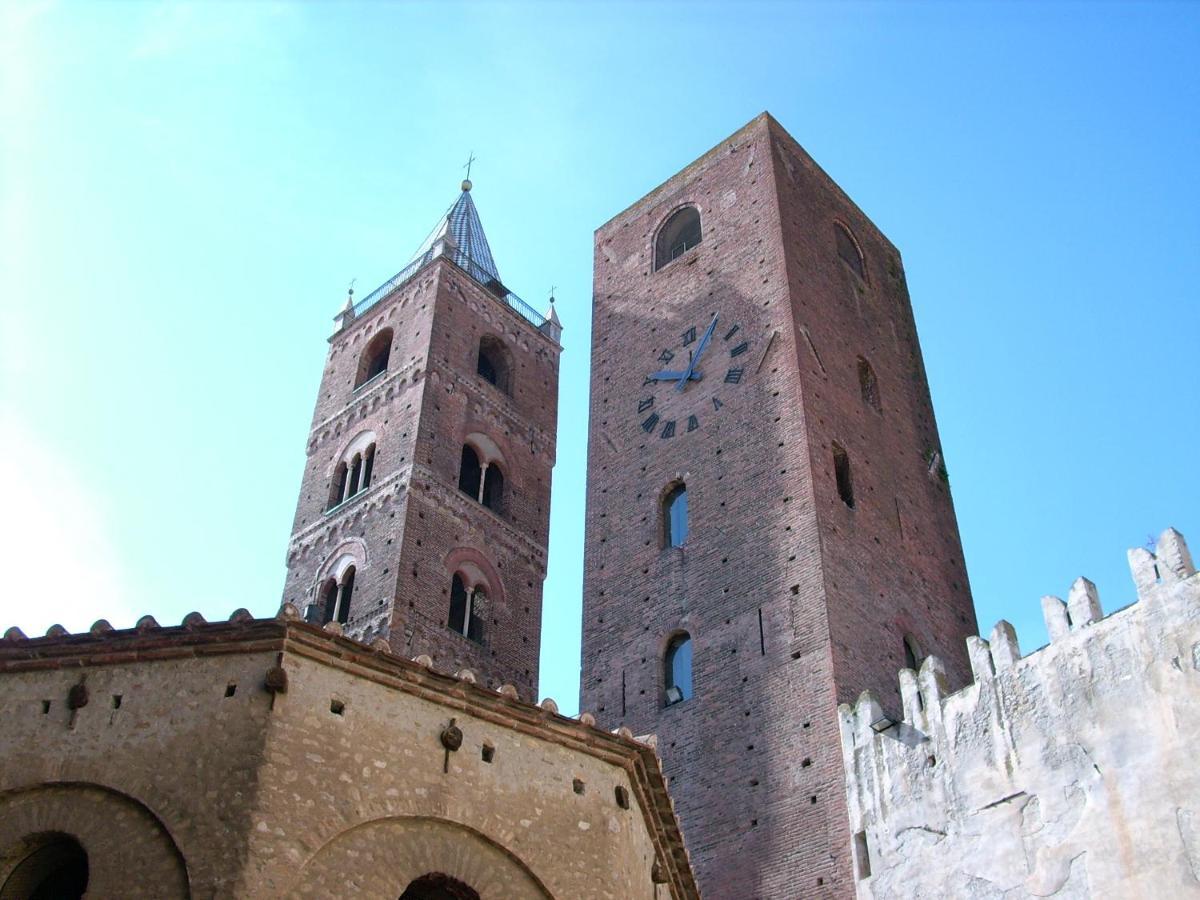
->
839;528;1200;898
280;186;561;701
0;609;698;899
581;112;977;897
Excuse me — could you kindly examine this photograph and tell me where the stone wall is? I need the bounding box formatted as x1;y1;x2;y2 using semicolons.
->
839;528;1200;898
0;609;697;899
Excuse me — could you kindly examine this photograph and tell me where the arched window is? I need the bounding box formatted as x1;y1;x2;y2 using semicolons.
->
476;335;511;394
835;223;865;279
832;443;855;509
663;483;688;548
0;833;89;900
458;445;482;499
448;574;485;644
857;356;881;414
316;566;355;625
903;635;923;671
328;441;377;509
654;206;702;270
354;328;393;388
481;463;504;512
664;633;693;705
400;873;481;900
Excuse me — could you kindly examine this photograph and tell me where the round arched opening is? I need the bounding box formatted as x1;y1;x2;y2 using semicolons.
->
399;872;480;900
0;833;88;900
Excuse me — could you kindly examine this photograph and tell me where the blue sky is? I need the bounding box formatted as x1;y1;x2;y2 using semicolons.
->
2;1;1196;715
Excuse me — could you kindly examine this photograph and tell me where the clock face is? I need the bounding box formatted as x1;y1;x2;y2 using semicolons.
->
636;313;750;439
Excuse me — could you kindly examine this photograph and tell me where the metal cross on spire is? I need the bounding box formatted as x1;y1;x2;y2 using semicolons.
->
462;151;477;186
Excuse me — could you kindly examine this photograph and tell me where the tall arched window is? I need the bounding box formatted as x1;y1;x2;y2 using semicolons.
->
458;445;482;499
857;356;881;414
903;635;923;671
400;873;481;900
0;833;89;899
476;335;512;394
654;206;702;270
328;441;377;509
481;463;504;512
835;223;865;279
832;443;855;509
664;633;693;705
663;483;688;548
448;573;485;644
316;566;355;625
458;444;504;513
355;328;393;388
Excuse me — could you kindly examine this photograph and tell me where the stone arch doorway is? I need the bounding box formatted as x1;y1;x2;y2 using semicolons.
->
400;872;481;900
0;832;88;900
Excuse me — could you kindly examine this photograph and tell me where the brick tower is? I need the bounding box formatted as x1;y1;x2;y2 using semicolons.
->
282;181;561;700
581;114;977;896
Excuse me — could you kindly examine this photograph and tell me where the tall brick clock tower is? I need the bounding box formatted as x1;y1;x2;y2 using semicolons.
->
282;181;561;701
581;114;978;896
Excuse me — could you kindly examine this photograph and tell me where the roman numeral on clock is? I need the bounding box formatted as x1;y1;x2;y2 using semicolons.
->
658;349;675;365
712;397;724;411
725;367;744;384
687;415;699;432
681;326;697;346
724;324;740;341
730;341;749;358
638;397;654;413
641;413;660;433
660;420;676;439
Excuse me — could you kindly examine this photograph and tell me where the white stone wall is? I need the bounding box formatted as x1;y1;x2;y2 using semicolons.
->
839;528;1200;899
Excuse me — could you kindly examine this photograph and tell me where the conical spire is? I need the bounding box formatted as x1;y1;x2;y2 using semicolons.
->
408;183;501;287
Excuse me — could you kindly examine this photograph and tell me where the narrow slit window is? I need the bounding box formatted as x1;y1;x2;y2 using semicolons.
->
663;483;688;548
833;443;855;509
664;633;693;705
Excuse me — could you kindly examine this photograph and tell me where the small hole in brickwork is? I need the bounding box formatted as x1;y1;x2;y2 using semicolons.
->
482;744;495;763
225;683;237;698
801;757;812;767
330;699;345;716
111;694;122;709
747;744;754;751
751;819;758;827
927;755;936;768
573;778;585;795
818;878;825;886
810;795;817;804
750;778;759;786
615;785;630;809
41;700;51;714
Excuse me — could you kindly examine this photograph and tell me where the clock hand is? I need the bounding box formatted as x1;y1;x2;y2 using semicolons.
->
649;370;701;382
676;314;719;391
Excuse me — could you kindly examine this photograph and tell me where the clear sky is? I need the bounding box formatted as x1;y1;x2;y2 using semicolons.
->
2;1;1196;715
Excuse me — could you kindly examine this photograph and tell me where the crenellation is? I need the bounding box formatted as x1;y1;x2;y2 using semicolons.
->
840;527;1200;898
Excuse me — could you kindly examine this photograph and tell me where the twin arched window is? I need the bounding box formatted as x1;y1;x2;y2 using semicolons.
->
663;483;688;548
448;573;486;644
458;444;504;513
355;328;393;389
477;335;511;395
665;633;693;705
654;206;702;271
317;565;356;626
329;442;376;509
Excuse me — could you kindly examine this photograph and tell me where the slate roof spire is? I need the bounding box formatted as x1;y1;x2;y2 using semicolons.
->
409;179;501;289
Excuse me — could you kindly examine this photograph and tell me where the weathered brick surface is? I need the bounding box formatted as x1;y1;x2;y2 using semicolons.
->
0;618;699;898
282;250;560;700
581;113;978;898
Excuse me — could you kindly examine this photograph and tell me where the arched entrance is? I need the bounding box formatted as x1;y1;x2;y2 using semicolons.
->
0;832;88;900
400;872;480;900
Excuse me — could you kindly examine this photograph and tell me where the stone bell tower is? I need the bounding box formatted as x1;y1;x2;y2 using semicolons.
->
580;114;978;896
281;180;562;700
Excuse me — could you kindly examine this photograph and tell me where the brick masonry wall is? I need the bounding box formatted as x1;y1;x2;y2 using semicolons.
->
282;254;560;699
582;113;976;898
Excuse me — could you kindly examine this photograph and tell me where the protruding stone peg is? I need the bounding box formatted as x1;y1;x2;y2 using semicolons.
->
539;697;559;715
89;619;114;634
988;620;1021;670
578;712;596;727
370;637;390;653
323;621;343;636
413;654;433;669
1041;595;1070;641
497;684;519;700
455;668;477;684
276;601;300;621
1067;577;1102;629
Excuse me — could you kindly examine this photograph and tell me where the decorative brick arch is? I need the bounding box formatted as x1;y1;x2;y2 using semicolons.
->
0;783;190;899
311;539;367;597
457;425;523;493
443;547;504;609
286;816;552;899
326;429;378;477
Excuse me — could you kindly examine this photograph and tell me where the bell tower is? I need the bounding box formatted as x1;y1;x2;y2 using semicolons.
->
581;114;977;896
282;180;561;700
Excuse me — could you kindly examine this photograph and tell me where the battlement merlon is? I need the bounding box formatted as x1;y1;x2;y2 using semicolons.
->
837;527;1200;897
